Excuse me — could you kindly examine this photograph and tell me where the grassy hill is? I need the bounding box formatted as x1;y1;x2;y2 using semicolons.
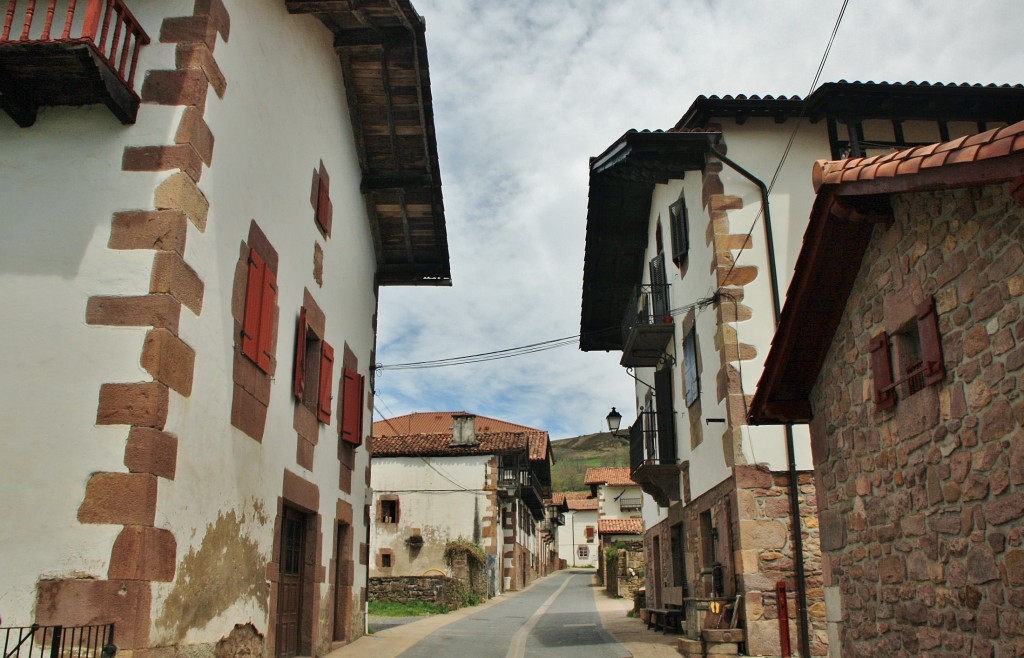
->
550;431;629;492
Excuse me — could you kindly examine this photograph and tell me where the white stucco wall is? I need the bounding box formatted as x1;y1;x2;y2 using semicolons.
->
0;0;379;644
598;484;643;521
369;456;492;577
557;509;599;567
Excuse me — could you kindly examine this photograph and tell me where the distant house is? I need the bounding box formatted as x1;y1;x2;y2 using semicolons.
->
585;468;644;581
555;492;600;567
579;81;1024;656
0;1;448;655
370;412;555;594
750;121;1024;657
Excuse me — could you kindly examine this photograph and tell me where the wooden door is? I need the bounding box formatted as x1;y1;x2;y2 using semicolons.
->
333;523;351;642
277;507;305;658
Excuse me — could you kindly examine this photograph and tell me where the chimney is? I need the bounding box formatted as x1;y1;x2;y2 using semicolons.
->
450;413;477;447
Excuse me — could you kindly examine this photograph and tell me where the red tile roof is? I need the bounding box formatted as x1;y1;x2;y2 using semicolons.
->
812;119;1024;195
584;467;636;486
371;431;530;457
373;412;551;461
373;411;541;436
599;518;644;535
567;498;599;511
552;492;591;505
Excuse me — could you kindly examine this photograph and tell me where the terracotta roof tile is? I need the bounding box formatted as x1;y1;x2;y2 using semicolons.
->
811;119;1024;194
371;431;530;457
568;498;599;511
373;411;543;436
553;491;592;505
584;467;636;486
598;518;644;535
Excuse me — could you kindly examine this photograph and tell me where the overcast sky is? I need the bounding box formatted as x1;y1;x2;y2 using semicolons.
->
372;0;1024;440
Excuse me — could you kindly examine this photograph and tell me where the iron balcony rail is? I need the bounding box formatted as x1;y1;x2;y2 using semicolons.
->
2;0;150;89
629;409;673;472
622;283;672;344
2;623;116;658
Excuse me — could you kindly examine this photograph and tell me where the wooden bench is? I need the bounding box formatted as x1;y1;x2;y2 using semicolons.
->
645;607;683;634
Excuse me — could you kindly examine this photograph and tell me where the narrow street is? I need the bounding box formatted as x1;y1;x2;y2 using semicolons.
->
338;570;680;658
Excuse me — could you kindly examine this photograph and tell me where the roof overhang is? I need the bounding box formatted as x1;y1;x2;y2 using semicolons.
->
580;130;716;351
286;0;450;286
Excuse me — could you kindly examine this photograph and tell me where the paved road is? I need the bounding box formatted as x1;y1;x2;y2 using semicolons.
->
396;571;629;658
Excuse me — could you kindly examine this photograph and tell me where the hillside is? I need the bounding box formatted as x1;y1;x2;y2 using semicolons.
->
550;431;629;492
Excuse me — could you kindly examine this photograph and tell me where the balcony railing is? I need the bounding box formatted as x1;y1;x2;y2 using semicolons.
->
2;623;116;658
620;283;674;367
619;496;642;512
1;0;150;126
629;412;680;508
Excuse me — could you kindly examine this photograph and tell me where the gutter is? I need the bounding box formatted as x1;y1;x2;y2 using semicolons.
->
707;142;812;658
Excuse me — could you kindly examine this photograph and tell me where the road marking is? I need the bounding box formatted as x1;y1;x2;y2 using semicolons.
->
563;623;596;628
505;575;575;658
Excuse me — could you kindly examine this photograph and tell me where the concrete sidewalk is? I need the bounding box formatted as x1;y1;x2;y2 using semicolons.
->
331;571;680;657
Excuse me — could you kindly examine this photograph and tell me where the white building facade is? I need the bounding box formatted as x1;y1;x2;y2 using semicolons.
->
580;82;1024;657
0;1;449;656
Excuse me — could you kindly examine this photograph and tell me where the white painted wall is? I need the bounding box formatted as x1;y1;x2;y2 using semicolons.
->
598;484;643;521
370;456;491;577
0;0;379;644
557;509;599;567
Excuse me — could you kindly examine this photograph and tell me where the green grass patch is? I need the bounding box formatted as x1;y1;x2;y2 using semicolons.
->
368;600;445;617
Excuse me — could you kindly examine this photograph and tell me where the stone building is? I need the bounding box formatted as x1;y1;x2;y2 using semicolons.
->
0;1;448;656
750;120;1024;657
370;412;555;595
579;81;1024;657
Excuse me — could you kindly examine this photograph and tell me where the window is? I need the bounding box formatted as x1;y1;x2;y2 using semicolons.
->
340;368;365;446
379;498;399;524
578;545;590;559
683;326;700;407
585;526;595;543
381;553;392;568
870;295;944;410
313;162;333;236
293;307;334;423
241;248;277;373
669;198;689;265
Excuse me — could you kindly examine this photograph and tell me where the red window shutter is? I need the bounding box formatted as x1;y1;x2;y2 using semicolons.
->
869;332;896;410
256;267;277;372
316;176;332;236
585;526;595;540
341;368;364;446
318;341;335;424
241;249;265;365
916;296;945;386
293;307;308;401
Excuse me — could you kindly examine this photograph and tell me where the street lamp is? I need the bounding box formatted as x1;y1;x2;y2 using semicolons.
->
606;407;622;433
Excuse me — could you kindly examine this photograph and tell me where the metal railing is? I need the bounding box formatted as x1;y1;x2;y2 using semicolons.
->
621;283;672;344
2;0;150;88
618;496;642;511
2;624;116;658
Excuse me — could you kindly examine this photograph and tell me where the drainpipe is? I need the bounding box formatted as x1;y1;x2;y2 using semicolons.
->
708;142;812;658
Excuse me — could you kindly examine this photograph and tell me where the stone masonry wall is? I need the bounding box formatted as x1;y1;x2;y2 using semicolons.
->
809;182;1024;657
368;576;457;609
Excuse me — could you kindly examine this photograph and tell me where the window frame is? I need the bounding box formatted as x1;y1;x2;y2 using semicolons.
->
241;247;277;373
683;325;700;407
869;295;944;410
293;307;334;424
669;197;689;265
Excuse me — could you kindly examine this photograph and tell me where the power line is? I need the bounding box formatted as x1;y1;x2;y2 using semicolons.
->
717;0;850;288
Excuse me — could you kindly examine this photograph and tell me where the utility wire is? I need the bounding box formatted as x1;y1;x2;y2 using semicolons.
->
716;0;850;288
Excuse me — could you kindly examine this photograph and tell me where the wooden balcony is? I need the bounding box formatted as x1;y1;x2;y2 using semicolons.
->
620;283;674;367
0;0;149;126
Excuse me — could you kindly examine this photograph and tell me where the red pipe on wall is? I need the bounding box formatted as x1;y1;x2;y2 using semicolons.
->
777;581;791;658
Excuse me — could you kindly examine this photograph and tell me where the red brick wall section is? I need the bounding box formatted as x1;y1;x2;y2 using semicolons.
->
51;1;231;650
809;182;1024;657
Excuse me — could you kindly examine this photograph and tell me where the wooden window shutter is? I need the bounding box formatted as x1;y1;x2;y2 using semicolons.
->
316;176;332;236
585;526;595;540
256;267;276;372
341;368;364;445
669;198;689;265
395;498;401;524
241;249;265;366
916;296;945;386
869;332;896;410
318;341;334;424
293;307;308;401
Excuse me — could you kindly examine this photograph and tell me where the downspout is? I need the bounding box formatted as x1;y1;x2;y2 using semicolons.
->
708;142;812;658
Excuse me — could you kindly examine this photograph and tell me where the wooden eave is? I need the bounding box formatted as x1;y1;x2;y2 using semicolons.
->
580;131;713;351
286;0;450;286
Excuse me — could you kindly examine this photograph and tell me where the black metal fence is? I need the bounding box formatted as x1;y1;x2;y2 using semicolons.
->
2;624;115;658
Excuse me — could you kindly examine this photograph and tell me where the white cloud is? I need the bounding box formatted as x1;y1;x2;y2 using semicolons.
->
375;0;1024;438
